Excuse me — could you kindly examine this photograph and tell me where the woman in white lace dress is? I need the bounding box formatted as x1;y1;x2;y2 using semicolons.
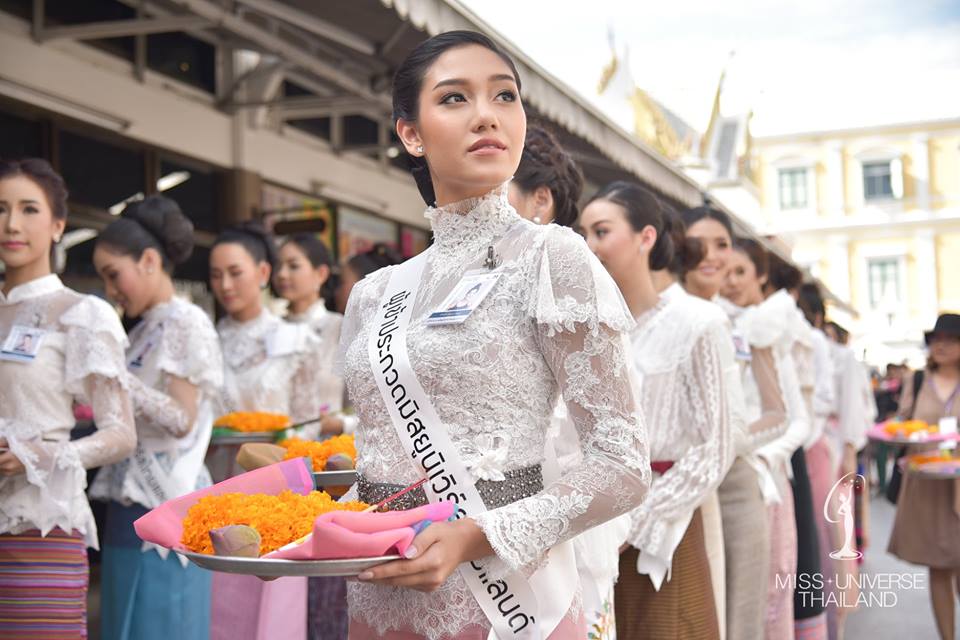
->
208;222;322;640
0;158;136;638
723;238;811;640
582;182;733;640
342;31;651;639
682;207;786;640
89;195;223;640
275;232;346;439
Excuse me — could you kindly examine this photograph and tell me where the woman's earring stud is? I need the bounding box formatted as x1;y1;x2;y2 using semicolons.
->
416;145;424;154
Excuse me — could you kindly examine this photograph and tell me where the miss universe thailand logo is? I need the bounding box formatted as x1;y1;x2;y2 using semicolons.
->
824;471;865;560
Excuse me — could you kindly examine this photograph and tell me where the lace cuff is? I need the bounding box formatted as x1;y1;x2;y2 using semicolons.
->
528;226;634;337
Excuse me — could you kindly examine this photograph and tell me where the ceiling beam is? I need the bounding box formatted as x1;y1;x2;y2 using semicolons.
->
236;0;376;56
37;15;213;42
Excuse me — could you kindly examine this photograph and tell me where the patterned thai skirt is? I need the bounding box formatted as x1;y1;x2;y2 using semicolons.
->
0;528;89;639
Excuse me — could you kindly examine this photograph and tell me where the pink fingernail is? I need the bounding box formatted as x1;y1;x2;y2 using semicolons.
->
404;545;419;559
357;571;373;580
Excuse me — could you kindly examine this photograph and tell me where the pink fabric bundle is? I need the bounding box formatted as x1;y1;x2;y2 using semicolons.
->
133;458;315;551
267;501;455;560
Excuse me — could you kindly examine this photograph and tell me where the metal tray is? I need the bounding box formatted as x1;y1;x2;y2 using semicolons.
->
209;431;279;445
312;470;357;487
867;428;956;446
181;551;399;577
909;462;960;480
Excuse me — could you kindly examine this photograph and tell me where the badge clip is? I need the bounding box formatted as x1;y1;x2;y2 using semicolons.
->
484;246;500;271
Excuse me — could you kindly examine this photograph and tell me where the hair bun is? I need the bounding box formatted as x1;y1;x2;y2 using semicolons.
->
127;195;195;266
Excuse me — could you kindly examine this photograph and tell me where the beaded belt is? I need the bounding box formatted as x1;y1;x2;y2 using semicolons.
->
358;464;543;512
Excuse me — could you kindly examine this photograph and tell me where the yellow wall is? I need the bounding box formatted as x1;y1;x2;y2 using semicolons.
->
937;233;960;312
930;135;960;209
848;238;918;316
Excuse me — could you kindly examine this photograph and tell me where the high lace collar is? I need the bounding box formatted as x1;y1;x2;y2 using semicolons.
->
218;308;275;335
423;182;520;259
287;299;327;325
0;274;63;305
141;296;180;324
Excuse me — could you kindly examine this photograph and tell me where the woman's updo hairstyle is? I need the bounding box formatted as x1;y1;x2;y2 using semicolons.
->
212;221;278;271
393;30;522;206
586;181;673;271
97;195;194;274
732;236;770;278
679;205;734;239
282;232;337;306
661;207;705;276
0;158;69;221
513;124;584;228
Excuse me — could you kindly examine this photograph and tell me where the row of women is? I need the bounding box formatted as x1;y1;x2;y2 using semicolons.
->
0;28;914;640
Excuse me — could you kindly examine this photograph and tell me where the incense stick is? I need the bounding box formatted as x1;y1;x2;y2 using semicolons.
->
362;478;427;513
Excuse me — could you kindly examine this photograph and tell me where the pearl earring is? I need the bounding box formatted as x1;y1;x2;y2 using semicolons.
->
416;145;424;154
533;215;542;224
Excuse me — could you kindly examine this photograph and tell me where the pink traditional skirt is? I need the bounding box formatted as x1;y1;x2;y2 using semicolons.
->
0;529;89;639
210;573;306;640
765;472;797;640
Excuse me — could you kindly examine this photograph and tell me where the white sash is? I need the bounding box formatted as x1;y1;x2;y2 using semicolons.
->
368;251;577;639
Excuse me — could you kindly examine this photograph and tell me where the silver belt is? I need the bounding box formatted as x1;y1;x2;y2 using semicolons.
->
358;464;543;512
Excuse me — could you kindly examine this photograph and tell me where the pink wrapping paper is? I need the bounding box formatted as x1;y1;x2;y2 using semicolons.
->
267;501;455;560
133;457;315;552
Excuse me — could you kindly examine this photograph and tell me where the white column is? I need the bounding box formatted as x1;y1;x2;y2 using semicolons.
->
913;229;938;330
823;141;845;216
911;134;931;211
826;234;851;303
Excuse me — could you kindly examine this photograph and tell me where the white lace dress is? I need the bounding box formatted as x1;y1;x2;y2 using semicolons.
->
0;275;135;547
90;296;223;510
626;283;734;576
217;309;322;423
340;185;651;639
287;300;347;437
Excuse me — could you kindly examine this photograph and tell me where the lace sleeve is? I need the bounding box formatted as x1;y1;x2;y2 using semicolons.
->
472;230;650;573
745;347;788;449
755;351;810;468
812;333;836;418
837;350;870;449
290;335;325;426
152;303;224;394
128;374;193;439
627;325;733;556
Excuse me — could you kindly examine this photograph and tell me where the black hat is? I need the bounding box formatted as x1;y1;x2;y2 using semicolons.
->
925;313;960;345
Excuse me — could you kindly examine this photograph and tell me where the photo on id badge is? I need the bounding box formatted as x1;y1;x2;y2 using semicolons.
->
1;325;45;362
426;271;501;326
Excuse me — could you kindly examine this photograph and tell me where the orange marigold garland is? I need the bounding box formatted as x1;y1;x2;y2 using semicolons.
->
279;435;356;471
214;411;291;433
181;490;367;555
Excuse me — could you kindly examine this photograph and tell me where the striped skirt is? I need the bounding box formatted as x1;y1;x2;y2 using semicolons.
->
614;509;719;640
0;529;88;639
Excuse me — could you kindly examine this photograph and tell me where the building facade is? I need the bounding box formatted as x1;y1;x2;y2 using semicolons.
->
753;118;960;366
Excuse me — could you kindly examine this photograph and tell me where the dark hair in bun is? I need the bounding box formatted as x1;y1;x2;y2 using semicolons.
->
661;207;705;276
513;124;584;228
346;243;403;280
97;194;194;273
213;221;278;271
586;181;673;271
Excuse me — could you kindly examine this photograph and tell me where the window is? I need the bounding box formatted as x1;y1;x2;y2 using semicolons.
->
58;129;145;210
867;257;902;308
778;168;808;209
863;161;894;200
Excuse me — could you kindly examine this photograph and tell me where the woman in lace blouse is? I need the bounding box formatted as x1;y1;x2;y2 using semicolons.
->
208;222;320;640
582;182;732;640
681;207;785;640
0;158;136;638
342;31;650;639
90;195;223;640
723;238;812;640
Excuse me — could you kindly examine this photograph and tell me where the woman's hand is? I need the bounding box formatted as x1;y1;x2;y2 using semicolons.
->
357;517;493;592
0;439;26;476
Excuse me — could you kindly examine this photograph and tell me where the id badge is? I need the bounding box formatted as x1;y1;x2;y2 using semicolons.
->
731;329;752;362
425;269;502;326
0;325;47;363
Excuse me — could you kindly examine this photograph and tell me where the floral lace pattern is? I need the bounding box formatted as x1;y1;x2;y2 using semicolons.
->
0;276;135;547
341;185;650;638
625;285;734;560
286;301;345;439
89;297;223;508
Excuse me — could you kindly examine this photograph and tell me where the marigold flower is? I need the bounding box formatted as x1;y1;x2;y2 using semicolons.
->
278;435;356;471
181;490;367;555
214;412;291;433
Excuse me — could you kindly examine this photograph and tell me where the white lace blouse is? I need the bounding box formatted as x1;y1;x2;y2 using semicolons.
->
625;283;733;558
217;308;322;423
0;275;135;547
286;300;346;437
339;185;651;639
90;296;223;507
